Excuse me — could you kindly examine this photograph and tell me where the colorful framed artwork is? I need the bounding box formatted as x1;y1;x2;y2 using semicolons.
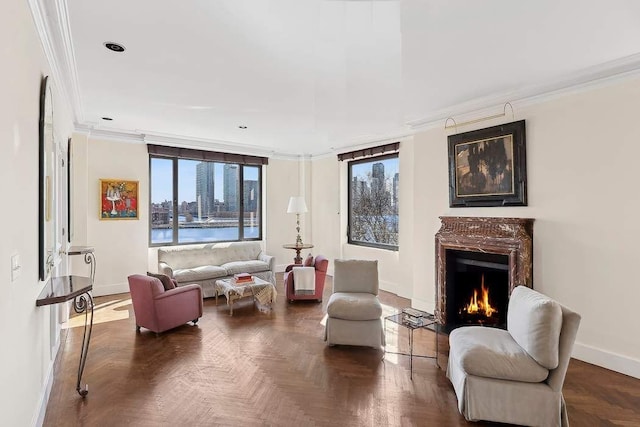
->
99;179;139;220
448;120;527;207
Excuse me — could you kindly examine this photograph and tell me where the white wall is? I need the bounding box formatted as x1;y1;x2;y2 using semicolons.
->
404;76;640;378
0;0;74;424
71;136;149;296
309;156;341;273
265;158;311;270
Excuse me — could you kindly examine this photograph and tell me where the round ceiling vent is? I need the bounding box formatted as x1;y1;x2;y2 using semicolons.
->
104;42;125;52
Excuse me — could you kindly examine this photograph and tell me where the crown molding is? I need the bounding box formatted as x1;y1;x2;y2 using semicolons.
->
28;0;83;123
407;53;640;132
40;0;640;159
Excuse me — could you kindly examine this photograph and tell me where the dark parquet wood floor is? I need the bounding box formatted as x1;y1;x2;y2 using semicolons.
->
44;274;640;426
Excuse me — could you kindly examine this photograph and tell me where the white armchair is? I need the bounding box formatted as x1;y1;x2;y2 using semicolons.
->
447;286;581;426
324;259;385;349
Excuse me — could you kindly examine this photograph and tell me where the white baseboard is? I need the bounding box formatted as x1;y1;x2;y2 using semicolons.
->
379;279;398;296
33;336;61;427
572;342;640;380
92;282;129;297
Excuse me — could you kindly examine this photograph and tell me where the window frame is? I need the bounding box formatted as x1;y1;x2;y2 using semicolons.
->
148;155;263;247
347;152;399;251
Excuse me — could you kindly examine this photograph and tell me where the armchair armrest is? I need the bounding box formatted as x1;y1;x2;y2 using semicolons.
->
158;262;174;278
154;284;203;319
285;263;303;273
259;252;275;272
155;283;202;301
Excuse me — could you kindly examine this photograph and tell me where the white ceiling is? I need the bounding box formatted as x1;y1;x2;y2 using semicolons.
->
39;0;640;157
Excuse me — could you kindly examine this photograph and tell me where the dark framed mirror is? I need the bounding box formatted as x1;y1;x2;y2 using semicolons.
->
39;76;55;281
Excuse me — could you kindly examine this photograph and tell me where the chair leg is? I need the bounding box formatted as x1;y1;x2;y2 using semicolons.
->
192;318;199;325
135;325;141;332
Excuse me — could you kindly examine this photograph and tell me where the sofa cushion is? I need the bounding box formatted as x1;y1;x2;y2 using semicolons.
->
327;292;382;321
146;272;175;291
174;265;228;282
158;242;263;269
450;326;549;383
303;254;314;267
221;260;270;275
507;286;563;369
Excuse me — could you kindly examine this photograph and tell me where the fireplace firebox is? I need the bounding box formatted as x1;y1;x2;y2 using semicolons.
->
446;250;509;328
435;216;534;330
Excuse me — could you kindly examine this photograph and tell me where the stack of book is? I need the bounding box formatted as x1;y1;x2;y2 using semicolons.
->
402;307;426;327
233;273;254;285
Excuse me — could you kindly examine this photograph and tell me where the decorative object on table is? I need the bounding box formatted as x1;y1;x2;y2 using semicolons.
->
447;120;527;207
325;259;384;348
99;179;139;219
287;196;308;245
401;308;435;327
233;273;254;285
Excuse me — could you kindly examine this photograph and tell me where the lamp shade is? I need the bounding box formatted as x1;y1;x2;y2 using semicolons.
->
287;196;308;214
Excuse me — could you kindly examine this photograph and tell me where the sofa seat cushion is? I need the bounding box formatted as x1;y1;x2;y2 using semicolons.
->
174;265;228;282
221;260;270;275
450;326;549;383
326;292;382;321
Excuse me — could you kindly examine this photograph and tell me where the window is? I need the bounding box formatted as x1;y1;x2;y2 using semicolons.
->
148;146;265;246
347;153;399;250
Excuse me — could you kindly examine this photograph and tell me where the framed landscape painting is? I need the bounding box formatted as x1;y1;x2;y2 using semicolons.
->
448;120;527;207
100;179;139;220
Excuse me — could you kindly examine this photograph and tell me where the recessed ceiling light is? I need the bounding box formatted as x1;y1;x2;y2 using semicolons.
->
104;42;125;52
238;125;247;129
101;117;113;121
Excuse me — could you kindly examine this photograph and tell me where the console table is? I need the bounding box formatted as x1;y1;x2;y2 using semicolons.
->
36;246;95;397
282;243;314;264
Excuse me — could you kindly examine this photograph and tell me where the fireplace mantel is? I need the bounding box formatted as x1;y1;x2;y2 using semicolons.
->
435;216;534;326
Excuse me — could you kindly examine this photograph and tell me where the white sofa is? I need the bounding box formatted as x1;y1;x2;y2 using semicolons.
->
157;241;275;298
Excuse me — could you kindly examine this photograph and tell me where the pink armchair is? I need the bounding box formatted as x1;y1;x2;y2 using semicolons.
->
128;274;203;334
284;255;329;303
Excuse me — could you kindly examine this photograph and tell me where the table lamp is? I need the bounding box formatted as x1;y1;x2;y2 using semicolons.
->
287;196;308;246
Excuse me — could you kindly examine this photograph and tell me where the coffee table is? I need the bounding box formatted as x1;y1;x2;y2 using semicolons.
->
215;277;277;316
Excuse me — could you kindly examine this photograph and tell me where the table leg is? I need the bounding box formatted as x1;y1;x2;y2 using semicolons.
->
409;327;413;380
294;248;302;264
435;323;440;369
73;291;93;397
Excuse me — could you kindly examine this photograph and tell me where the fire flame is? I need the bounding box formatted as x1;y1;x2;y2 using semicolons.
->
464;274;497;317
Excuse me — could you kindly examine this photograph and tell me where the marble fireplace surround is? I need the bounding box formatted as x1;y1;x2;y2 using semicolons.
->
435;216;534;326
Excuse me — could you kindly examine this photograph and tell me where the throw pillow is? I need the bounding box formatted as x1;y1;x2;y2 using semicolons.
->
303;254;314;267
147;272;176;291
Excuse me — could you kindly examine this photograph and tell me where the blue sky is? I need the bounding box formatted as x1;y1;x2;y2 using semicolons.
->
151;159;259;203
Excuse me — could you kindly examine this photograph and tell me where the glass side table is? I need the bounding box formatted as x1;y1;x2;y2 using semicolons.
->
384;310;439;380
